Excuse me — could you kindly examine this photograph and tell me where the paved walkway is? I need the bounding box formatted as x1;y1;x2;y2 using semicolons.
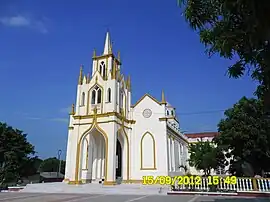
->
0;193;269;202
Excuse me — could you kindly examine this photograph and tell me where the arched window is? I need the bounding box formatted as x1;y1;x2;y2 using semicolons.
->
167;110;169;116
91;86;102;104
97;89;102;103
99;66;102;73
81;92;85;106
99;61;106;77
171;110;174;116
107;88;111;102
91;90;96;104
103;67;106;78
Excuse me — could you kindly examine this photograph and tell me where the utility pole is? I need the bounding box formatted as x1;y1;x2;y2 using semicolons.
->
57;149;62;178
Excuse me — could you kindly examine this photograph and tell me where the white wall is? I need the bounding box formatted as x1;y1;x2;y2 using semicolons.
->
131;95;167;180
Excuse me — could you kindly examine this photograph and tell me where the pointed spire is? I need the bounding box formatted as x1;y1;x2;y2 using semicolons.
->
161;90;166;104
83;75;87;84
93;49;96;58
103;32;112;55
78;65;83;85
117;51;121;61
86;73;90;83
127;75;131;91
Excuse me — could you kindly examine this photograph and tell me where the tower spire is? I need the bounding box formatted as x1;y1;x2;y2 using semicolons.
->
78;65;83;85
103;32;112;55
161;90;166;104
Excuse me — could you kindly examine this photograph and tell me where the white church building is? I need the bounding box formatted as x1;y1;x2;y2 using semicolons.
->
64;32;190;185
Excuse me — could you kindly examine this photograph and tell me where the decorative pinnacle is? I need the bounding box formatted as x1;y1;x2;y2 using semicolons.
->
86;73;90;83
117;51;120;61
70;103;75;115
161;90;166;104
78;65;83;85
109;41;113;54
93;49;96;58
127;75;131;91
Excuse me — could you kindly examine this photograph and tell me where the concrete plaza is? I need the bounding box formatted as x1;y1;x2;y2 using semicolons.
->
0;193;269;202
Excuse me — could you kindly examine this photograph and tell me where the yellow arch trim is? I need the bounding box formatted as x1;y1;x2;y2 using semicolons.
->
74;120;108;184
140;132;157;170
86;81;104;114
117;128;130;181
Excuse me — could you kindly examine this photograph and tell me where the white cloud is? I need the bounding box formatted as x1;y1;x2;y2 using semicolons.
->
0;15;30;26
59;106;71;114
0;15;48;33
50;118;69;123
25;117;42;120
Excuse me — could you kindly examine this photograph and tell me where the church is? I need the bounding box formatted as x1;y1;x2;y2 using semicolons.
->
64;32;190;185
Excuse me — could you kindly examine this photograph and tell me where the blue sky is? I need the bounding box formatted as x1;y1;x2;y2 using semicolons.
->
0;0;257;159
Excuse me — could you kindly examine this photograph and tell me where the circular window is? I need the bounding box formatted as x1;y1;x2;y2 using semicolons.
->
143;109;152;118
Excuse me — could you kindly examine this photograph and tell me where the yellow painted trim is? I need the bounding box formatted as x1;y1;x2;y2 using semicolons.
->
117;128;130;181
103;181;116;185
81;179;91;183
105;57;108;80
73;111;135;124
74;111;109;184
68;126;74;130
140;132;157;170
68;180;82;185
131;94;161;108
73;120;132;130
93;54;121;65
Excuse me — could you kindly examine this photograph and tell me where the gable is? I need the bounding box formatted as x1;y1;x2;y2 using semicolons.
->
131;94;161;108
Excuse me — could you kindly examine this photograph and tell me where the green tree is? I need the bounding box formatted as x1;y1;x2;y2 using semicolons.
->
39;157;65;174
19;157;43;179
214;97;270;176
177;0;270;113
188;139;225;176
0;122;36;185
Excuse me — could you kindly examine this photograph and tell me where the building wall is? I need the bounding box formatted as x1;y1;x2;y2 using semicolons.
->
130;95;168;180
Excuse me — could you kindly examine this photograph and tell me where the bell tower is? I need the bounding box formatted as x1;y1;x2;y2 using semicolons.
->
74;32;132;118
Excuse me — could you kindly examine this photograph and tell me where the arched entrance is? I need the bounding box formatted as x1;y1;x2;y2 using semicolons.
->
116;139;122;179
79;128;106;183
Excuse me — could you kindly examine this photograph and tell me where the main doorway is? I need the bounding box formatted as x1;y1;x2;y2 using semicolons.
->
115;139;122;181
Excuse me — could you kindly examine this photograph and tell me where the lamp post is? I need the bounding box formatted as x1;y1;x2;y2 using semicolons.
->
57;149;62;178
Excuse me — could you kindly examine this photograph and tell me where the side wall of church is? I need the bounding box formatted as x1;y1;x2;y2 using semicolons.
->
130;96;168;181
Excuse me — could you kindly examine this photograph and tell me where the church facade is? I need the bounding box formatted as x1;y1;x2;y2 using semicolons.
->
64;32;189;185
